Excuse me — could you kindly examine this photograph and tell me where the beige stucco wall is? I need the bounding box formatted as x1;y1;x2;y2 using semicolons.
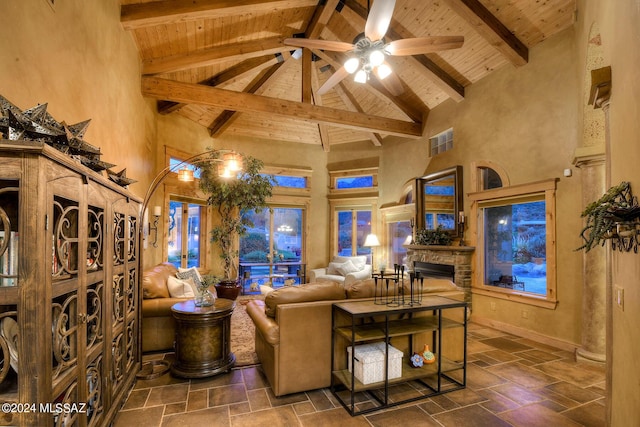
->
372;28;584;348
0;0;154;198
577;0;640;423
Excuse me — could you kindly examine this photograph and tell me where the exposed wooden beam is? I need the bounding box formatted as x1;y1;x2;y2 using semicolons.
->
209;53;291;137
301;48;313;103
311;67;331;152
334;83;383;146
157;54;282;114
443;0;528;66
142;77;423;138
143;37;289;75
342;0;465;102
305;0;341;39
121;0;317;30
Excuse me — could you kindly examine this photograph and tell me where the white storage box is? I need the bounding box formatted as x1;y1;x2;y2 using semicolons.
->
347;342;403;384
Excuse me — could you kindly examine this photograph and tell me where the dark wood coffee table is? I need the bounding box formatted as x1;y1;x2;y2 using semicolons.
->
170;299;236;378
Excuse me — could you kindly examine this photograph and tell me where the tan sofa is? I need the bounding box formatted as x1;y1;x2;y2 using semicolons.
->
246;278;465;396
141;263;191;353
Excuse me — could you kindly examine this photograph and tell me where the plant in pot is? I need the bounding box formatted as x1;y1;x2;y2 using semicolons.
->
577;181;640;252
199;152;273;300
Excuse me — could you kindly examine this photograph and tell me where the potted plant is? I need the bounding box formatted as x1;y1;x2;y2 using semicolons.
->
577;181;640;252
199;152;273;299
415;225;453;246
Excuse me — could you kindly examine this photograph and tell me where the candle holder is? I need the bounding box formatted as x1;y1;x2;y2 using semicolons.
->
385;264;406;307
407;271;424;306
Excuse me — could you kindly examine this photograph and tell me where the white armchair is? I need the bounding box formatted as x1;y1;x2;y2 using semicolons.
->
309;255;372;288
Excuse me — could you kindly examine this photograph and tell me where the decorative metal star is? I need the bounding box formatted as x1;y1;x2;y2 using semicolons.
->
108;168;137;187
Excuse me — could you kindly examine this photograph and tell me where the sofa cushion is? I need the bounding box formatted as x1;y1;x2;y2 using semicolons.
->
345;278;408;299
335;260;360;276
316;274;345;284
167;275;196;298
345;278;458;299
142;262;177;299
264;282;346;317
421;279;458;292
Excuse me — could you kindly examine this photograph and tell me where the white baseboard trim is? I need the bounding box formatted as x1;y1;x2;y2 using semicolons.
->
471;315;579;354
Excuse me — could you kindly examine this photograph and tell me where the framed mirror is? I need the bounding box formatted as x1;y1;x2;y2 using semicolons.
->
415;165;463;238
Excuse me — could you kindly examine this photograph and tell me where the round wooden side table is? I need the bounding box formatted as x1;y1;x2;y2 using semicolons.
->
170;298;236;378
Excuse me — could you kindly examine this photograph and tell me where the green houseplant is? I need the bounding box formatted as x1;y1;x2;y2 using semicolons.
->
577;181;640;252
199;152;273;299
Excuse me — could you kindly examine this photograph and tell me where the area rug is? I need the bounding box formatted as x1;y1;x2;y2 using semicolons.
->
230;295;263;367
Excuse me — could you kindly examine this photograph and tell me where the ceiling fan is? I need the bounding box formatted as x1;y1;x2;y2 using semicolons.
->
284;0;464;96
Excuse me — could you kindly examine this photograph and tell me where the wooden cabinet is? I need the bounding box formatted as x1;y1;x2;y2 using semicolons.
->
0;141;141;427
331;296;467;416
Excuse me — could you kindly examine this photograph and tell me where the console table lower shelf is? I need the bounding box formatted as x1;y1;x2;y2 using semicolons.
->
330;296;468;416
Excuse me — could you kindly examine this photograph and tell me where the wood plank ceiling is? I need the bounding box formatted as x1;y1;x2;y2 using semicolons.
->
121;0;576;151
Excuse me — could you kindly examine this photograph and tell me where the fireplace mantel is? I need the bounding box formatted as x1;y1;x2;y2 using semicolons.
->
405;244;475;305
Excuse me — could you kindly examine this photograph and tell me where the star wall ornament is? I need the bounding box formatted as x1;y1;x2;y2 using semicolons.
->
0;94;136;184
107;168;137;187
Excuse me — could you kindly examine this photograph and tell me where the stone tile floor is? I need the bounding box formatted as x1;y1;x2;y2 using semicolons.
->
114;323;606;426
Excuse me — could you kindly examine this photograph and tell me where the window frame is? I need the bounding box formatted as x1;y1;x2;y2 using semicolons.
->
329;167;378;197
468;179;558;309
166;198;208;269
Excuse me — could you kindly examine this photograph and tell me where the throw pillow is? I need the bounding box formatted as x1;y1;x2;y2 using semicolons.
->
167;276;196;298
335;260;359;276
332;255;367;271
326;262;342;275
176;267;203;287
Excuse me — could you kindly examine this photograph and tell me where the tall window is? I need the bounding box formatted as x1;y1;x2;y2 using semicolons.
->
239;207;303;263
167;200;205;268
336;209;372;257
470;179;557;307
329;166;379;262
483;200;546;295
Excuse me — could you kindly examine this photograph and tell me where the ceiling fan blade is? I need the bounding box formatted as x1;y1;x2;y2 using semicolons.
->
365;0;396;41
386;36;464;56
283;38;354;52
317;66;350;95
375;67;404;96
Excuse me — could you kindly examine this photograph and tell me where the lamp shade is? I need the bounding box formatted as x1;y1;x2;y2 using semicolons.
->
363;233;380;247
177;168;195;182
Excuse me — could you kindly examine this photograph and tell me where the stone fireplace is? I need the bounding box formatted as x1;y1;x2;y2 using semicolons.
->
405;245;475;305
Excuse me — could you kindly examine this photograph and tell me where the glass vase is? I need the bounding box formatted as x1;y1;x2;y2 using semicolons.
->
194;288;215;307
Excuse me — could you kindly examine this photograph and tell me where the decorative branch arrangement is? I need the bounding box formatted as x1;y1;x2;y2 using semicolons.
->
0;95;135;187
415;225;452;246
578;181;640;253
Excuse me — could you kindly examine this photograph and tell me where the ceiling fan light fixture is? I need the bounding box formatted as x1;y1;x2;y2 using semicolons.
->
354;69;368;83
376;62;392;80
369;49;385;67
344;57;360;74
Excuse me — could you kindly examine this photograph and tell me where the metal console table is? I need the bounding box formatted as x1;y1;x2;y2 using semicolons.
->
331;296;468;416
